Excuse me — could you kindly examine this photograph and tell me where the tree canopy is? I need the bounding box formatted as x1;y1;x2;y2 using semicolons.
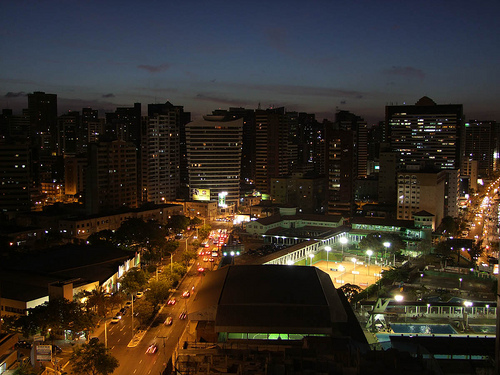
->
70;339;119;375
118;267;148;295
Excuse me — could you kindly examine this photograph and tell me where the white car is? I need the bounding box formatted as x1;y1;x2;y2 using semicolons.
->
136;292;143;298
111;316;121;324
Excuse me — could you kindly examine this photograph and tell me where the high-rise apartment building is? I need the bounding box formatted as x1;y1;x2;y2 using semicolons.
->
28;91;58;152
86;140;138;215
387;96;464;171
141;102;186;204
397;170;446;224
386;97;464;220
255;108;289;194
0;141;31;213
186;115;243;207
326;129;356;217
463;120;495;177
81;108;100;153
105;103;142;146
57;111;80;156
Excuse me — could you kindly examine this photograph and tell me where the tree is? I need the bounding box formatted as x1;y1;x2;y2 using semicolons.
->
437;216;458;237
13;362;37;375
146;279;173;308
380;267;410;283
168;215;190;232
339;283;362;302
133;299;155;326
70;339;119;375
118;267;148;295
86;230;116;246
181;248;198;267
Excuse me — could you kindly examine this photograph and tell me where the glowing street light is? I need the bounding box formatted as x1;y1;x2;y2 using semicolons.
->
309;253;314;266
394;294;404;302
325;246;331;270
459;278;463;288
366;249;373;275
383;242;391;265
340;237;348;260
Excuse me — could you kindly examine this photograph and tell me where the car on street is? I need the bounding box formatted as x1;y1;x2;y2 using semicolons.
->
136;292;144;299
119;308;126;316
164;317;173;325
182;291;190;298
167;298;176;305
111;316;121;324
52;345;62;354
179;311;187;320
125;301;132;308
146;343;158;354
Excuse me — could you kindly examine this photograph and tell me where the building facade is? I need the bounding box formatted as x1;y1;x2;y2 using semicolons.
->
186;115;243;208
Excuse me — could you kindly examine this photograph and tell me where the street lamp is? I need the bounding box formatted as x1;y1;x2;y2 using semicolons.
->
383;242;391;265
366;250;373;275
459;278;463;288
309;253;314;266
325;246;331;270
340;237;348;260
394;294;404;302
351;257;357;284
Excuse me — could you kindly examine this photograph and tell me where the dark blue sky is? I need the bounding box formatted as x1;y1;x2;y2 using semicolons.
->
2;0;499;124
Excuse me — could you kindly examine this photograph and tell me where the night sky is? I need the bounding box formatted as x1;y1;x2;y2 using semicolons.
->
2;0;499;124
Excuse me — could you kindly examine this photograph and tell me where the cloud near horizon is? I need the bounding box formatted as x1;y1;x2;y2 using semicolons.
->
5;91;26;98
102;93;115;98
383;66;425;79
137;63;171;73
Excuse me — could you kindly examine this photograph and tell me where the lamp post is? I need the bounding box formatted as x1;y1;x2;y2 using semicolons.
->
351;257;357;284
459;278;463;288
325;246;331;270
340;237;348;260
309;253;314;266
383;242;391;265
366;250;373;275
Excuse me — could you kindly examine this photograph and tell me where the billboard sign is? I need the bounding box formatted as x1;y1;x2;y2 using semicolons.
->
192;188;210;201
218;192;227;207
36;345;52;362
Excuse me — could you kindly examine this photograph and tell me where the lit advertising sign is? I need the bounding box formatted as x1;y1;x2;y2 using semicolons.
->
36;345;52;362
192;188;210;201
218;192;227;207
494;264;498;275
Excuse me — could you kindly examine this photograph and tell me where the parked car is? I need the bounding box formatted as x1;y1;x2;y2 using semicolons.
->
111;316;121;324
136;292;144;299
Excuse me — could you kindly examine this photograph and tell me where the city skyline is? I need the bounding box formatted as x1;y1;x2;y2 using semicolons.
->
2;0;500;124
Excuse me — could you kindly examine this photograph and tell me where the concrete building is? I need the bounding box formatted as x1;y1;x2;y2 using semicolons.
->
463;120;496;178
254;108;289;195
397;170;446;224
85;140;138;215
386;96;464;171
0;141;31;214
142;105;183;203
270;173;327;214
186;115;243;208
